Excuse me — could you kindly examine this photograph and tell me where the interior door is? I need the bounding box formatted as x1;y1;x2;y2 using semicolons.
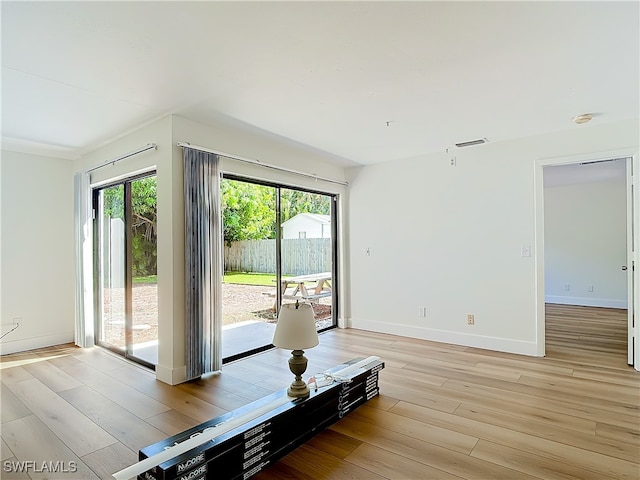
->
627;157;637;366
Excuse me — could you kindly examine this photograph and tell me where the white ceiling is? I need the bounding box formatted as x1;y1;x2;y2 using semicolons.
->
1;1;638;167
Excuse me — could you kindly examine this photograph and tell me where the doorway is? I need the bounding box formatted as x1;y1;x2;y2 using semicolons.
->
221;176;338;362
93;172;158;368
537;153;637;368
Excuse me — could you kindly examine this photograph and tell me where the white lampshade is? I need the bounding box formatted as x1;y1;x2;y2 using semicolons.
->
272;303;319;350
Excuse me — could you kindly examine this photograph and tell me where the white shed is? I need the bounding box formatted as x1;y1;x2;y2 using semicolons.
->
282;213;331;239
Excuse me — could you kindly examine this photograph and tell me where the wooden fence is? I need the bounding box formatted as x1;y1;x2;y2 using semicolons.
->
224;238;331;275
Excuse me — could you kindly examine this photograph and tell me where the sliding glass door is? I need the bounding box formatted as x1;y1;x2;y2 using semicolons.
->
221;176;338;362
94;173;158;368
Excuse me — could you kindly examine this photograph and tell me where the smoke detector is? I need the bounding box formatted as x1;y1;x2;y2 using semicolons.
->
573;113;593;124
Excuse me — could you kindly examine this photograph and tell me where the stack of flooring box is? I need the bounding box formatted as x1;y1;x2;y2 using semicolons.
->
137;357;384;480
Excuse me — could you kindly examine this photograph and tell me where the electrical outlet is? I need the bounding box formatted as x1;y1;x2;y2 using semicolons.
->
467;314;475;325
564;284;570;291
418;307;427;317
450;157;457;166
2;316;21;327
588;285;594;292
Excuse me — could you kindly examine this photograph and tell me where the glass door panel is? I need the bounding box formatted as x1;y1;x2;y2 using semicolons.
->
95;174;157;368
221;177;338;363
97;184;126;352
130;176;158;365
280;188;335;331
221;179;278;361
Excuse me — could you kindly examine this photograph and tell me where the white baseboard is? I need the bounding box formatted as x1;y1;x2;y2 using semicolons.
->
545;296;627;309
155;364;187;385
347;318;540;357
0;332;74;355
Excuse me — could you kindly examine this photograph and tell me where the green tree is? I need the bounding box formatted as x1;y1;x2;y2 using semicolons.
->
101;177;157;277
221;179;275;244
221;180;331;243
279;189;330;223
102;184;124;220
131;177;157;276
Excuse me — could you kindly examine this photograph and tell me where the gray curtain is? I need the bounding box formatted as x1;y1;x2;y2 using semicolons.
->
73;172;95;348
184;147;223;379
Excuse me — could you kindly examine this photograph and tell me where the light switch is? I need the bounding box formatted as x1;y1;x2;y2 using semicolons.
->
521;245;531;257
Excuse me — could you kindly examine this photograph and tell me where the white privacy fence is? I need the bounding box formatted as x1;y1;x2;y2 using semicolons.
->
224;238;331;275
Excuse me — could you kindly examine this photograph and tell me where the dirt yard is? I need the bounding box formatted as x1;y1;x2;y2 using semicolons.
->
103;283;332;345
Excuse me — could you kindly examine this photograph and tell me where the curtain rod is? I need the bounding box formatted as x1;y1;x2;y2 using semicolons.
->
85;143;157;174
177;142;349;186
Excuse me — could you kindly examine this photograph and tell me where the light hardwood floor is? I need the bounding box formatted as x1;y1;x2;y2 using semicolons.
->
1;305;638;479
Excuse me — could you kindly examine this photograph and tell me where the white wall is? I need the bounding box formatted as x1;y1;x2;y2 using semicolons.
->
172;116;347;192
544;180;627;308
346;119;639;356
0;151;75;354
74;116;178;381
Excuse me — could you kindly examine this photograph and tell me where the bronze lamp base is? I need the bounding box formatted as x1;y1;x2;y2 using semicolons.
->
287;349;310;398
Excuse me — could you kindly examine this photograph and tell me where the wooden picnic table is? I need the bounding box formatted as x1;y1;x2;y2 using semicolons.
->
270;272;332;309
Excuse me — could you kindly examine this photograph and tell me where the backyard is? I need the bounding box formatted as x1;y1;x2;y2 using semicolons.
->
103;272;332;346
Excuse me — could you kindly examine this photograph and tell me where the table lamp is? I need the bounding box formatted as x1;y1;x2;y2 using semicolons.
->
272;301;319;398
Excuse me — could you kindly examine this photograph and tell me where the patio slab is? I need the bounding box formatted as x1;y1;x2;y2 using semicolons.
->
222;321;276;360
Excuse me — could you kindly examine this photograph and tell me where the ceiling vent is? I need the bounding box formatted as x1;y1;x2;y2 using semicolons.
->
579;158;624;166
454;138;488;148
